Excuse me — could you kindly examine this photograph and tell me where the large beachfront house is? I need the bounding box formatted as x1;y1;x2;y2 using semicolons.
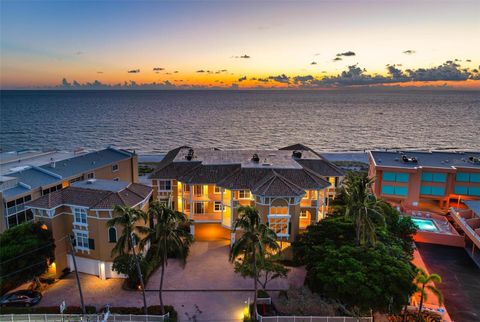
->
26;179;152;279
368;150;480;212
149;144;344;244
0;147;139;232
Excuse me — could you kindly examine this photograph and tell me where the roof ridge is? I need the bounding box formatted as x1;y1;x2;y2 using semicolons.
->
90;191;118;209
125;184;145;199
301;166;331;186
273;171;305;193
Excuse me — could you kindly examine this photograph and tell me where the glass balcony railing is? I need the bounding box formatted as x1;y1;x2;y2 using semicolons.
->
6;204;25;216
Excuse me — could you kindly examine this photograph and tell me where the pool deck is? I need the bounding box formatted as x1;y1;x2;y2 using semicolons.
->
416;243;480;322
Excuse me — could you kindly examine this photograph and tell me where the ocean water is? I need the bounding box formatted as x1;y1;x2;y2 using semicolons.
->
1;90;479;153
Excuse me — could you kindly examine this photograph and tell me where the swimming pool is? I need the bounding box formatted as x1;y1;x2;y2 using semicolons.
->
411;218;439;232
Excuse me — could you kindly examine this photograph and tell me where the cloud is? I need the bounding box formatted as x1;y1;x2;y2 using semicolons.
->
215;69;228;74
268;74;290;83
238;76;247;82
403;50;416;55
153;67;164;71
174;71;179;73
336;51;356;57
233;54;251;59
310;61;317;65
466;59;471;62
293;75;315;85
196;69;206;73
97;71;103;74
75;51;84;55
333;57;342;62
127;69;140;73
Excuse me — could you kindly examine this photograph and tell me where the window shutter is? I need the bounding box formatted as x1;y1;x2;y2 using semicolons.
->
88;238;95;250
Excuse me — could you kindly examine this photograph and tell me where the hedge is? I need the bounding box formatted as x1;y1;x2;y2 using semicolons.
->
109;305;177;319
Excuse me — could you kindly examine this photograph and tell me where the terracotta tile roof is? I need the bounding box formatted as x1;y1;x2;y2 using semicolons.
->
26;183;152;210
251;171;305;197
296;159;344;177
217;167;273;190
179;164;240;184
149;145;342;196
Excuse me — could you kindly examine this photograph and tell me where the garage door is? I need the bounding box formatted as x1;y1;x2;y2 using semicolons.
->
195;223;230;241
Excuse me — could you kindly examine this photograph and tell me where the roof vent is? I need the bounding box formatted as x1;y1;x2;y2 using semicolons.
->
86;179;96;184
185;148;194;161
292;150;302;159
402;155;418;163
251;153;260;162
469;156;480;164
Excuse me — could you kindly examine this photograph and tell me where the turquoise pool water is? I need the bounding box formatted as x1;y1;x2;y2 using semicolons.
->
411;218;439;232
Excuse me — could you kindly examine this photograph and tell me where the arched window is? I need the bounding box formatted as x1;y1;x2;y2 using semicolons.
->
108;227;117;243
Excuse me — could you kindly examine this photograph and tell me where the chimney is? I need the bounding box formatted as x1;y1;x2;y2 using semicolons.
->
50;158;56;168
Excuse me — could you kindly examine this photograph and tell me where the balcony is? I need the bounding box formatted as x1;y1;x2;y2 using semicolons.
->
300;199;318;208
451;208;480;249
191;212;222;222
6;204;25;216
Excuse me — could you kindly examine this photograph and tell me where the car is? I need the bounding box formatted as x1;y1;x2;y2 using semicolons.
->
0;290;42;307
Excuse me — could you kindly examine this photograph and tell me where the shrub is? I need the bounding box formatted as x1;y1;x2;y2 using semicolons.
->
108;306;177;320
257;290;270;298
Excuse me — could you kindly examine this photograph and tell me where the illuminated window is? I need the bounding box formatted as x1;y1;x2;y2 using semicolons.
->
194;202;205;214
73;207;87;225
158;180;172;191
214;202;222;212
238;190;250;199
194;185;203;196
268;216;290;236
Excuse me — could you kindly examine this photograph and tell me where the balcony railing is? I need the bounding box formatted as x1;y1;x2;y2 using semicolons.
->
191;213;222;222
6;204;25;216
451;208;480;248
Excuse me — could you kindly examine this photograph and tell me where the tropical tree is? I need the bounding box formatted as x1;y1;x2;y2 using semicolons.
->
414;268;443;321
229;205;280;318
0;222;55;294
234;253;289;290
107;205;149;315
338;172;386;246
141;201;193;315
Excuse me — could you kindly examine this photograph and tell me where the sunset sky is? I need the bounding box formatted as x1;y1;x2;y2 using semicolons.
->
1;0;479;89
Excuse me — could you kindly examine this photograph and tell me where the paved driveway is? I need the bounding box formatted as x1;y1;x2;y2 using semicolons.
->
40;241;306;321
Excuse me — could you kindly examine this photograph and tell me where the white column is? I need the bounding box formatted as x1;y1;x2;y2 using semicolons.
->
98;261;106;280
316;190;320;222
189;185;193;220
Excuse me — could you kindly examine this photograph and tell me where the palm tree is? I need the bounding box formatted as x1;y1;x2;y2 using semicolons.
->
229;206;279;319
107;205;149;315
339;172;386;246
414;268;443;321
141;201;193;315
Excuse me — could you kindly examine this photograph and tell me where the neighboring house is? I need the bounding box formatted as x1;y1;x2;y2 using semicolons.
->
26;179;152;279
0;147;139;231
368;150;480;212
149;144;344;244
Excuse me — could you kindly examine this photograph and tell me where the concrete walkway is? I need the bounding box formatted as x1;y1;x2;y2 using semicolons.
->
39;241;306;322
